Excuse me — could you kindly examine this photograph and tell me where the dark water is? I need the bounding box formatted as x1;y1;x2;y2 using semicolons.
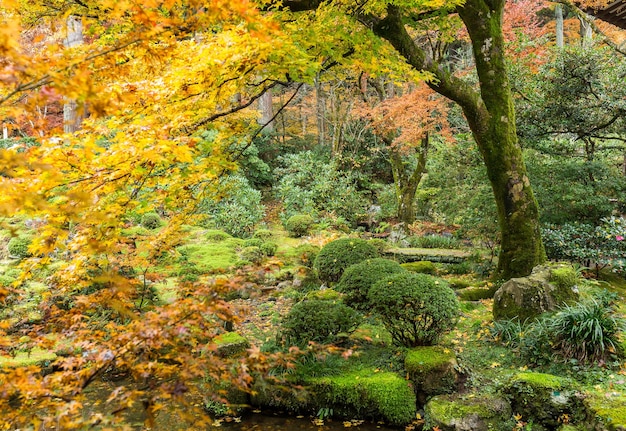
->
217;413;403;431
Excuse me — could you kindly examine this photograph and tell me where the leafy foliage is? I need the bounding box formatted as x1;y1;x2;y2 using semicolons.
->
368;273;459;347
313;238;379;284
336;258;406;310
7;236;32;259
284;214;315;238
279;299;362;347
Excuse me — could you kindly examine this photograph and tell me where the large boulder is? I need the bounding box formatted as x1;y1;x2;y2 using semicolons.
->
504;372;586;430
493;263;579;321
405;346;459;404
424;394;512;431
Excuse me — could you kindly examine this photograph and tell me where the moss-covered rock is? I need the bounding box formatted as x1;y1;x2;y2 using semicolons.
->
493;263;579;321
309;369;417;425
424;394;512;431
504;372;586;430
213;332;250;357
456;284;498;301
585;392;626;431
405;346;458;404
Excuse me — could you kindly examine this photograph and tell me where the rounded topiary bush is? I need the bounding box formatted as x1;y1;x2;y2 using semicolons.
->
252;229;273;241
314;238;379;284
240;246;264;264
369;273;459;347
284;214;315;238
280;299;362;346
8;237;32;259
337;258;406;310
260;241;278;257
141;212;163;230
243;238;264;248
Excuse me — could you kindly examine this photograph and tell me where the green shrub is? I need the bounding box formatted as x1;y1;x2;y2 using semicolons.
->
260;242;278;257
279;299;362;346
336;258;406;310
314;238;379;284
199;175;265;238
252;229;273;240
407;234;461;249
401;261;437;274
243;238;264;248
141;212;163;230
0;275;16;287
284;214;315;238
205;229;232;242
240;246;264;264
368;273;459;347
8;237;32;259
548;297;626;363
289;244;320;267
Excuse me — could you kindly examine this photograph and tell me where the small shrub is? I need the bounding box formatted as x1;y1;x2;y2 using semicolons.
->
243;238;264;248
205;229;232;242
368;273;459;347
445;261;474;275
290;244;320;267
252;229;273;240
337;258;406;310
280;299;362;346
260;241;278;257
141;212;163;230
284;214;315;238
0;275;16;287
8;237;32;259
314;238;379;284
401;261;437;274
240;246;264;264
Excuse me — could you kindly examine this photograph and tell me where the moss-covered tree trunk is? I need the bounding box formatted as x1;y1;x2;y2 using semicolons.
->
389;135;429;226
373;1;545;278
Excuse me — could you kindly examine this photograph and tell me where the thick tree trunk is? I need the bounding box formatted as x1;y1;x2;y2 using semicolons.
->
389;135;429;226
373;1;545;278
63;16;84;133
258;90;275;133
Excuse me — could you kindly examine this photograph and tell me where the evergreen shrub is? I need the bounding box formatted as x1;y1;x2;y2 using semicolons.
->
280;299;361;346
314;238;379;284
284;214;315;237
336;258;406;310
240;246;264;264
260;242;278;257
243;238;264;248
141;212;163;230
252;229;273;240
8;237;32;259
369;273;459;347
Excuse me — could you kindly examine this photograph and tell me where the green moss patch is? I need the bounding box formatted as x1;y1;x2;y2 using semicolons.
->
309;369;416;425
424;394;512;431
175;237;243;272
0;348;57;368
213;332;250;357
405;346;458;402
586;392;626;431
401;261;437;274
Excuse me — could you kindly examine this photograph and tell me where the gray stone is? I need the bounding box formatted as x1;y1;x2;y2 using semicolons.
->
424;394;512;431
493;263;579;321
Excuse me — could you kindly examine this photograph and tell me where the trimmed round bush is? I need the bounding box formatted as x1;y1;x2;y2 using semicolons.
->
314;238;379;284
240;246;264;264
284;214;315;238
260;242;278;257
369;273;459;347
8;237;32;259
243;238;264;248
205;229;232;242
337;258;406;310
280;299;362;346
141;212;163;230
289;243;320;267
252;229;273;240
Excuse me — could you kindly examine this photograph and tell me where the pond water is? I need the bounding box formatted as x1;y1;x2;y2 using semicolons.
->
216;413;403;431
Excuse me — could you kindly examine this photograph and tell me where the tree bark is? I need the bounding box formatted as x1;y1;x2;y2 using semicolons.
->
258;89;275;133
556;4;565;48
373;2;545;278
63;16;84;134
389;135;429;226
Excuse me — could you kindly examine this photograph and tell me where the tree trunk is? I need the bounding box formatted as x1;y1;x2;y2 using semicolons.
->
258;89;274;133
373;1;545;278
389;135;429;226
63;16;84;133
314;75;326;146
556;4;564;48
580;14;594;47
